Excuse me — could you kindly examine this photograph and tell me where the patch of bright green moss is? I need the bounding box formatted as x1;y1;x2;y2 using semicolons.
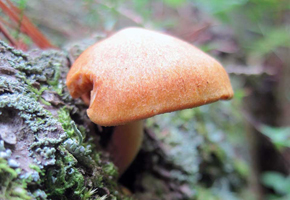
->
0;157;31;200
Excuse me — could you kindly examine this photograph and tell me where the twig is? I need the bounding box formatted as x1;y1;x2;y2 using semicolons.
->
226;65;276;76
0;20;17;46
0;0;56;49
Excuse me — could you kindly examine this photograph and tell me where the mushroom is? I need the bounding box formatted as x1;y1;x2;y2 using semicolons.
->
66;27;234;176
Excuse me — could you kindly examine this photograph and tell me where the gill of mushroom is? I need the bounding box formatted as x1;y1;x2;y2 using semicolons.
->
66;27;234;176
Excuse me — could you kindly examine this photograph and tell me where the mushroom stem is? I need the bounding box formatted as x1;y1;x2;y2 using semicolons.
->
107;120;143;176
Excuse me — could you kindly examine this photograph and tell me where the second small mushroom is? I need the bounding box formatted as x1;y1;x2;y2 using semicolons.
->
66;27;234;176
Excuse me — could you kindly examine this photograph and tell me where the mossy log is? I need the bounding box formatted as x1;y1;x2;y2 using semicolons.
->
0;41;127;200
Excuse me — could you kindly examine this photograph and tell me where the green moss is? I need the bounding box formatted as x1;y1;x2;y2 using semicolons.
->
56;105;122;198
71;121;83;145
47;63;63;95
103;163;118;179
45;147;83;197
0;157;32;200
58;107;75;137
81;188;98;200
29;164;45;177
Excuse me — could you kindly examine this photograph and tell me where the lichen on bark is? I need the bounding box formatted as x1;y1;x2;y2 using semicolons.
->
0;41;129;200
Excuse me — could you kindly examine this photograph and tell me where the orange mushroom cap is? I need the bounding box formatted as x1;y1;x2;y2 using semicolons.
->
66;27;233;126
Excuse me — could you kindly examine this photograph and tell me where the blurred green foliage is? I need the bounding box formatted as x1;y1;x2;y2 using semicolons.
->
83;0;289;58
190;0;289;60
260;126;290;199
262;172;290;200
260;126;290;151
251;28;290;56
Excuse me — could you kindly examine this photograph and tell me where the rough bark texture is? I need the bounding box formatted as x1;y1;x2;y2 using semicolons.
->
0;41;127;200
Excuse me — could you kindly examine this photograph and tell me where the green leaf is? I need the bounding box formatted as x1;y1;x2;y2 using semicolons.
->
260;125;290;150
262;172;290;195
251;27;290;56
